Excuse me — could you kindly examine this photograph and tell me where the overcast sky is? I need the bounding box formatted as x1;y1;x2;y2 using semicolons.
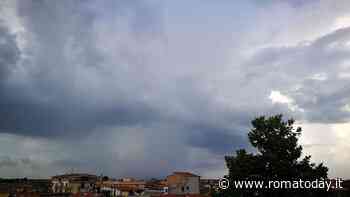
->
1;0;350;179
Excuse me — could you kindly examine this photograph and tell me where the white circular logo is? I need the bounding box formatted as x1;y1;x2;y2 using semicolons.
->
219;178;230;189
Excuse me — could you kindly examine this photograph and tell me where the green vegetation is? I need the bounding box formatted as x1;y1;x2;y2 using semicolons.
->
219;114;328;197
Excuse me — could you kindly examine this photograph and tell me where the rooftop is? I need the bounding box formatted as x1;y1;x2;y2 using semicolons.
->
170;172;200;177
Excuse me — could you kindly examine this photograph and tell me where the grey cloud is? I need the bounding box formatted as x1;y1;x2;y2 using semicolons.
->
0;156;38;169
187;125;248;155
1;0;350;179
0;0;251;178
246;27;350;123
0;96;161;137
0;0;165;137
0;23;20;79
0;0;257;143
0;156;18;167
252;0;320;8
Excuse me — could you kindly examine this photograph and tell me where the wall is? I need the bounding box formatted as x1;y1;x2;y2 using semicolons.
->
167;175;199;195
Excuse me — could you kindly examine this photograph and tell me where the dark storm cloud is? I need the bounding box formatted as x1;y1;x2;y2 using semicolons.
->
0;23;20;79
246;27;350;123
2;0;350;179
0;0;165;137
0;98;161;137
246;28;350;79
187;124;249;155
0;0;251;155
0;0;251;179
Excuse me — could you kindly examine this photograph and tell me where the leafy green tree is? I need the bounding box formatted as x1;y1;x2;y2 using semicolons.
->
223;114;328;197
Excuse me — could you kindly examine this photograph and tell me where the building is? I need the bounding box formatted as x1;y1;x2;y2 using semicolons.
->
142;179;168;197
51;174;98;194
166;172;200;195
97;180;119;197
199;179;219;195
0;178;51;197
97;178;146;197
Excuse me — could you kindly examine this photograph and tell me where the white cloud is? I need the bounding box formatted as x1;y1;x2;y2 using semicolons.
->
309;73;328;81
338;72;350;79
269;91;294;104
269;90;303;112
341;104;350;112
334;15;350;30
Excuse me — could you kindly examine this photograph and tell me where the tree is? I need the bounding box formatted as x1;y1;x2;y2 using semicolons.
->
223;114;328;197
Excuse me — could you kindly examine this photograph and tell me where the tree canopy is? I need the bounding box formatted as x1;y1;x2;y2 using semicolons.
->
222;114;328;197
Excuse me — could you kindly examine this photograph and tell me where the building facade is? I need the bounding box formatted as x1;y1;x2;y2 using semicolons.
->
51;174;98;194
166;172;200;195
